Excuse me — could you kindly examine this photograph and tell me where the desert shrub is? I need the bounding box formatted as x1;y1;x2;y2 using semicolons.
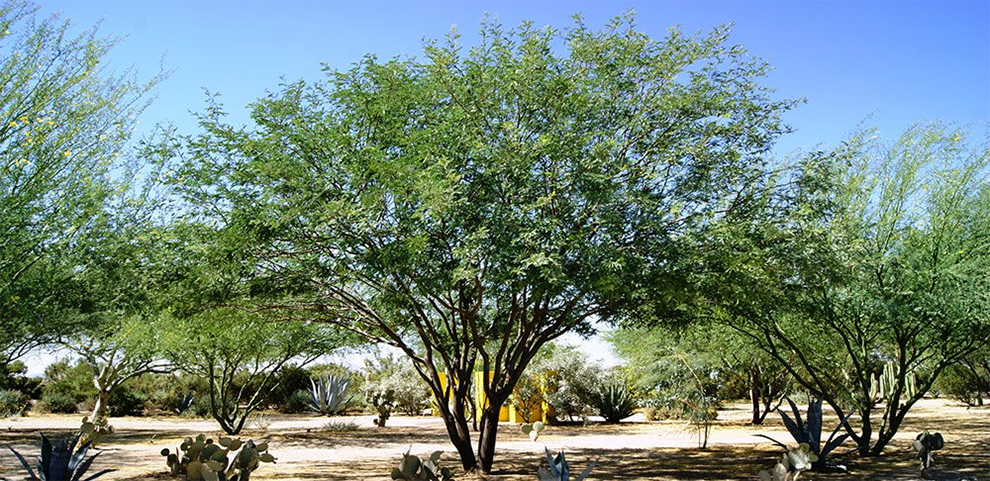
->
0;361;42;398
363;351;431;416
108;386;146;417
0;389;29;417
268;365;314;412
39;391;79;414
40;359;96;407
934;352;989;407
285;389;313;414
525;344;603;422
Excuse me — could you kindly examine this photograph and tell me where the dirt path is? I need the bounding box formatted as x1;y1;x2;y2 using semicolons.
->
0;399;986;480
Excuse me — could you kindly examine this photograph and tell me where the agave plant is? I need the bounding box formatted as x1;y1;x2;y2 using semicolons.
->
592;382;636;424
538;448;595;481
306;373;353;416
757;396;852;473
7;433;114;481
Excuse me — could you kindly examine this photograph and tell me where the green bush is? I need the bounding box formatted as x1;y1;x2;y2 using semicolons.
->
39;391;79;414
109;387;146;417
525;344;603;422
285;389;313;414
363;352;431;416
40;359;95;409
0;389;29;417
268;365;313;412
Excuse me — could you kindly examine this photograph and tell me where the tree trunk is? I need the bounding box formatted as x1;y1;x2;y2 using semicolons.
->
476;402;503;474
91;388;110;424
750;364;763;425
438;392;477;472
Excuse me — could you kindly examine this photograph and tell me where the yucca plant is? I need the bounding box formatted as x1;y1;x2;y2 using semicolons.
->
306;373;353;416
7;433;114;481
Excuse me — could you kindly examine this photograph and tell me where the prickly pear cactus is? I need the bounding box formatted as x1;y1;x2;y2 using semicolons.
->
80;415;113;447
390;449;454;481
913;430;944;475
160;434;275;480
521;421;545;441
371;389;397;427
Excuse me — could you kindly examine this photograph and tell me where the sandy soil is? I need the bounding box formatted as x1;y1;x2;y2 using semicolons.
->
0;399;986;480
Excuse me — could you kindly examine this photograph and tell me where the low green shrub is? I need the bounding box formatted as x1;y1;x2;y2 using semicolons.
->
39;391;79;414
0;388;29;417
109;387;146;417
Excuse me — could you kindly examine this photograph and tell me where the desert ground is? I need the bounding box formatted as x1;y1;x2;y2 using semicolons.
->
0;399;986;481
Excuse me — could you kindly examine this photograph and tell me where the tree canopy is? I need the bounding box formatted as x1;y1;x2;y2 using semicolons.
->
169;15;794;472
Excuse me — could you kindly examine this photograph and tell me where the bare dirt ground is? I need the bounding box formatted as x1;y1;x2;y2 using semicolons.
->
0;399;986;480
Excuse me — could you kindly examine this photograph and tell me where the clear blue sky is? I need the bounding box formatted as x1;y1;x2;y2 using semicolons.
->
33;0;990;156
19;0;988;374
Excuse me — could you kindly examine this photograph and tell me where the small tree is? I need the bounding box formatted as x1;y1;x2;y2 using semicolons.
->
166;307;344;435
704;123;990;455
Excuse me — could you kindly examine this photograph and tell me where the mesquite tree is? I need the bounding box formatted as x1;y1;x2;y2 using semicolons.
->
170;15;793;472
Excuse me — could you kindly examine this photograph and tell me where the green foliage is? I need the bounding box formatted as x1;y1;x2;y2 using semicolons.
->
163;307;343;434
107;386;146;417
265;365;312;413
7;433;114;481
699;123;990;455
933;349;989;407
160;434;275;481
364;352;431;416
38;391;78;414
526;344;602;422
538;449;595;481
0;360;41;396
0;0;161;366
168;12;795;472
390;450;454;481
591;381;636;424
0;388;29;417
284;390;313;415
40;359;96;405
306;373;353;416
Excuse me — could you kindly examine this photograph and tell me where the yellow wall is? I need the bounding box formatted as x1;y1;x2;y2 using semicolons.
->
435;372;555;424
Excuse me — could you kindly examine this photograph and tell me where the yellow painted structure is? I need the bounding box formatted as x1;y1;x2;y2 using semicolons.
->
435;372;555;424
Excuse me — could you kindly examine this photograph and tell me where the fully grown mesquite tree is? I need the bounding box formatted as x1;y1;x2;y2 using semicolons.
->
171;16;793;473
